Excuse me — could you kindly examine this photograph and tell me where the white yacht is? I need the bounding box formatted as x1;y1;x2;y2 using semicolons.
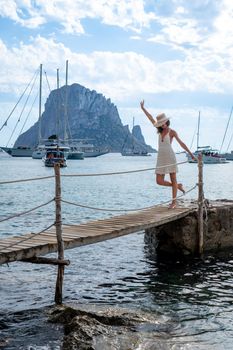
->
32;139;70;159
67;145;84;160
221;151;233;161
1;146;34;157
73;140;109;157
187;146;228;164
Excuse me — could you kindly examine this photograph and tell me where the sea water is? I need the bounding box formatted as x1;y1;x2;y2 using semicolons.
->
0;152;233;349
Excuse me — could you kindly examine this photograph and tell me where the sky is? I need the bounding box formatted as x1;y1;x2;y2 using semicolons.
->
0;0;233;152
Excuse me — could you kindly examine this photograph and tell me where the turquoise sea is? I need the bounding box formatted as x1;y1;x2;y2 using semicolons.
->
1;152;233;349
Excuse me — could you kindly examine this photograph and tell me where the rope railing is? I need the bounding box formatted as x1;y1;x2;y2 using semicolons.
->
61;184;198;213
0;222;55;253
0;198;54;223
61;160;188;177
0;160;188;185
0;175;54;185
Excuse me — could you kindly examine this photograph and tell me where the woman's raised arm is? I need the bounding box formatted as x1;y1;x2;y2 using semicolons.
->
140;100;156;125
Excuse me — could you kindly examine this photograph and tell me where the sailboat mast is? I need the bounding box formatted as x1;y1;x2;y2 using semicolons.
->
64;60;69;141
220;105;233;153
197;111;200;150
57;68;60;89
38;63;42;143
56;68;60;140
66;60;68;86
132;117;135;152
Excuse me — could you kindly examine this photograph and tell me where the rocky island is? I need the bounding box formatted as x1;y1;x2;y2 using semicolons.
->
15;83;155;153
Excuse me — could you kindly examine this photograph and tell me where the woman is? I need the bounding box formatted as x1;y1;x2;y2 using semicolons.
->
140;100;195;209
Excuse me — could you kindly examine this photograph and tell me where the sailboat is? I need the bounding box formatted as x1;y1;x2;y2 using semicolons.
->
187;111;227;164
0;67;42;157
121;117;150;156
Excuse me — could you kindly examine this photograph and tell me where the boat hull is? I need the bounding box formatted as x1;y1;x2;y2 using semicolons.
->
44;158;67;167
83;150;109;157
1;146;33;157
221;152;233;161
121;151;150;156
187;153;228;164
67;152;84;160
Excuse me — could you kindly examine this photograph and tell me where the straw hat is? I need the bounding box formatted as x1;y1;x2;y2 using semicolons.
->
154;113;170;127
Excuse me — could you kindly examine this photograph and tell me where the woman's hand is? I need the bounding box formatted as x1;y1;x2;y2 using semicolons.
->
191;154;197;161
140;100;145;109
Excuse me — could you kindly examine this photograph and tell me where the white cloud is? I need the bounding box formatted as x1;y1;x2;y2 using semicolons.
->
1;35;233;102
0;0;18;20
0;0;156;34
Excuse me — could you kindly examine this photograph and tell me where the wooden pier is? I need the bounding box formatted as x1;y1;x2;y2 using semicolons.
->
0;204;195;265
0;159;204;304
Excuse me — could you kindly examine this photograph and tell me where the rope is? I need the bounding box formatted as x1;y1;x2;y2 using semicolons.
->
0;198;54;223
44;70;51;92
0;222;55;254
61;160;188;178
0;175;54;185
0;160;189;185
6;70;39;146
18;92;39;137
0;67;39;133
61;184;197;213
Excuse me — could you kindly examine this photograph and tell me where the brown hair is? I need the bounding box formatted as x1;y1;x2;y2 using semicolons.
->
157;120;170;133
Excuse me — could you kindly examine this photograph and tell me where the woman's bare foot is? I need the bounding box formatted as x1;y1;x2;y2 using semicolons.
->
168;201;177;209
178;183;185;194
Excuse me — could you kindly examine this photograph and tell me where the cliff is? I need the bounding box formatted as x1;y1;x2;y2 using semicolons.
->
15;83;155;153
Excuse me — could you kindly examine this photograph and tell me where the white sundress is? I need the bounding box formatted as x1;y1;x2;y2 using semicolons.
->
155;131;178;175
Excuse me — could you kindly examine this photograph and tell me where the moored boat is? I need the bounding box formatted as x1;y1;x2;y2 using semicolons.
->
187;146;228;164
67;147;84;160
72;140;108;157
221;151;233;161
32;138;70;159
1;146;34;157
121;149;150;156
43;148;67;167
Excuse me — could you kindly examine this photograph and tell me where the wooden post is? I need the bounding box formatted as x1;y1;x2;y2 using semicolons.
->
54;163;65;304
198;153;204;255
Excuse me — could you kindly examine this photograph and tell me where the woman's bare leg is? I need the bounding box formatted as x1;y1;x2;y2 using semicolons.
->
169;173;178;208
178;183;185;194
156;174;172;187
156;174;180;208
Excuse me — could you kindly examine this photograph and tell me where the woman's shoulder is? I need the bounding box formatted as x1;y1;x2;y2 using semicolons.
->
169;128;177;136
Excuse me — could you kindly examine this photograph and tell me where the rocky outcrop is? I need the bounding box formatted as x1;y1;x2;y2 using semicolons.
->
49;304;159;350
132;125;146;144
14;84;155;153
145;200;233;257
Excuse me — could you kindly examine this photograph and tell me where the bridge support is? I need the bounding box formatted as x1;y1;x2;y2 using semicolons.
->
54;164;65;304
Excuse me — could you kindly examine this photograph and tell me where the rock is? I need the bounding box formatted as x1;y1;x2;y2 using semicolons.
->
132;125;146;144
48;304;159;350
14;83;155;153
145;200;233;257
